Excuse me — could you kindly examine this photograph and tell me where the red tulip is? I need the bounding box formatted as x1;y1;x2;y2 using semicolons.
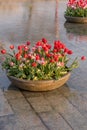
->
1;49;6;54
15;53;21;60
32;62;37;67
68;50;73;55
81;56;86;60
26;41;30;45
10;45;14;49
24;46;29;51
42;38;47;43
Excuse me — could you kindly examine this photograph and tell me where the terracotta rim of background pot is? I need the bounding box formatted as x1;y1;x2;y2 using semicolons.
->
64;15;87;23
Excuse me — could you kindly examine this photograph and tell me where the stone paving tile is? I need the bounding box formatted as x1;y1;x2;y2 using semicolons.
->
80;92;87;99
42;88;61;97
22;88;59;98
38;111;72;130
0;114;32;130
67;75;87;91
4;85;24;100
7;97;45;129
0;89;3;96
45;93;87;130
59;85;87;119
15;110;45;129
27;96;52;113
22;90;43;98
26;125;48;130
0;115;22;130
3;89;47;129
0;95;13;117
0;115;15;130
8;98;32;114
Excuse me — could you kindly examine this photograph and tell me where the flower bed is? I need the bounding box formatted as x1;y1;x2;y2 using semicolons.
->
65;0;87;17
0;38;86;80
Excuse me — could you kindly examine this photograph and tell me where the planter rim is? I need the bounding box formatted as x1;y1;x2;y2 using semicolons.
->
7;72;71;83
64;15;87;19
64;14;87;23
7;72;71;91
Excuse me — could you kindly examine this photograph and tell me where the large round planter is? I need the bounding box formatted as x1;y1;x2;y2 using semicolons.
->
64;15;87;23
7;72;71;91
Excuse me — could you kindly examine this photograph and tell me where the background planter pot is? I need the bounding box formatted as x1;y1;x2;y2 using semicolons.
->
7;72;71;91
64;15;87;23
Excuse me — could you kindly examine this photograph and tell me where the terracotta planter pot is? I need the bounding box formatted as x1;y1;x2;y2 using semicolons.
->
7;72;71;91
64;15;87;23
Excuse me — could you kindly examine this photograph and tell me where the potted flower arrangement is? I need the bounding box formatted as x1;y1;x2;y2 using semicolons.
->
64;0;87;23
0;38;86;91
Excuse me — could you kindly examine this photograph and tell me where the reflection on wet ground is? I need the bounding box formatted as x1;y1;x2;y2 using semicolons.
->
0;0;87;90
0;0;57;89
0;0;56;45
64;22;87;43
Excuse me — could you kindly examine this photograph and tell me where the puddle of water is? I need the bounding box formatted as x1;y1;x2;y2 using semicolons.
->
0;0;57;45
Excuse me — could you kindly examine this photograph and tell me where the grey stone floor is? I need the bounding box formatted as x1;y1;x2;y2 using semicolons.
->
0;0;87;130
1;80;87;130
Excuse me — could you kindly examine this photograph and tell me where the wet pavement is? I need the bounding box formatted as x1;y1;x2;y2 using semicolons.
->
0;0;87;130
